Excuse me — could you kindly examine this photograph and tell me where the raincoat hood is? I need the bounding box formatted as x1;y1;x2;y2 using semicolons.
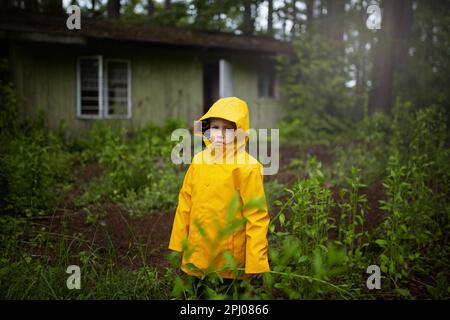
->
194;97;250;160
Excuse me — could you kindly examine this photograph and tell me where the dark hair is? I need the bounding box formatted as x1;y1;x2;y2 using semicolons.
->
201;119;210;139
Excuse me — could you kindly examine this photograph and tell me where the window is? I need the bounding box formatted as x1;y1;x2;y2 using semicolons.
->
78;56;102;117
105;59;131;117
77;56;131;119
257;66;275;98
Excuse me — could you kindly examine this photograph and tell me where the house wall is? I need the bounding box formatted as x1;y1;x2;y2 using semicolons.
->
7;39;285;138
198;49;285;130
231;55;285;130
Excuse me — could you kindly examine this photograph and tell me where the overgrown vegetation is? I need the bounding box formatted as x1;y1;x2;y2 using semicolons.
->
1;0;450;298
74;120;183;217
1;63;448;299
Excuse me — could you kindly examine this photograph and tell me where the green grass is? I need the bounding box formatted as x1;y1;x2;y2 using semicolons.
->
0;86;448;299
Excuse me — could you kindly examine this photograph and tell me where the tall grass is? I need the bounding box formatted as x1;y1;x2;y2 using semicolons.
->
1;59;448;300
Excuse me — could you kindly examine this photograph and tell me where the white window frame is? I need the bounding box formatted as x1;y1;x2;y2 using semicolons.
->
76;55;131;120
104;59;132;119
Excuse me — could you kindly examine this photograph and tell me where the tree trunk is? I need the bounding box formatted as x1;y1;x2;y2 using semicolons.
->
147;0;155;17
326;0;346;41
107;0;121;18
242;0;254;35
165;0;172;12
305;0;314;31
394;0;413;71
291;0;298;36
267;0;274;35
368;0;413;115
281;0;288;40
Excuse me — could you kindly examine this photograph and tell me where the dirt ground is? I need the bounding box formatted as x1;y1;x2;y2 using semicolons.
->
32;144;386;273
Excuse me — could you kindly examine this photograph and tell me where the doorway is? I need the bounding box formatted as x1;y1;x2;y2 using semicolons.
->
203;59;233;113
203;61;219;114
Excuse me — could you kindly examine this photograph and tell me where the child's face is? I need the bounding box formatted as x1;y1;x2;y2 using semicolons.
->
208;117;237;146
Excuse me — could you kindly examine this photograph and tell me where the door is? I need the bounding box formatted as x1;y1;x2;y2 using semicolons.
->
203;59;233;113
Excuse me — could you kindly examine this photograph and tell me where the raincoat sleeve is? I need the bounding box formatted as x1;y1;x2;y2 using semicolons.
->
168;164;193;252
240;166;270;274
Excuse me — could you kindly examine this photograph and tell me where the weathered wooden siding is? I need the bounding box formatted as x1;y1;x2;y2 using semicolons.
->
8;39;284;137
199;49;285;130
231;56;285;130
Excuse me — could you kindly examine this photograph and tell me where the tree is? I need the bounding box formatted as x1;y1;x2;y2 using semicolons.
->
242;0;255;34
290;0;300;36
41;0;63;14
147;0;155;17
90;0;98;15
394;0;450;122
368;0;413;115
267;0;274;35
305;0;314;31
279;31;355;141
165;0;172;12
325;0;346;41
107;0;121;18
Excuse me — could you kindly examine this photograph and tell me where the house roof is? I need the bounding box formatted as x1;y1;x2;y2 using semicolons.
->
0;13;293;55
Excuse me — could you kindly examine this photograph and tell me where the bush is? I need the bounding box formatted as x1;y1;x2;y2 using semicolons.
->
74;119;185;214
374;104;450;292
329;112;391;186
0;106;75;217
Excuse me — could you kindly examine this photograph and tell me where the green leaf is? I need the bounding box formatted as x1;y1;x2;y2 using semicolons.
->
375;239;387;247
279;213;285;226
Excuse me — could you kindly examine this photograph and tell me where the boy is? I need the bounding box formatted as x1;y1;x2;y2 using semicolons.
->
168;97;270;285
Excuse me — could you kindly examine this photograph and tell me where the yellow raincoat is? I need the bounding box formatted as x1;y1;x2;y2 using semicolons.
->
168;97;270;279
